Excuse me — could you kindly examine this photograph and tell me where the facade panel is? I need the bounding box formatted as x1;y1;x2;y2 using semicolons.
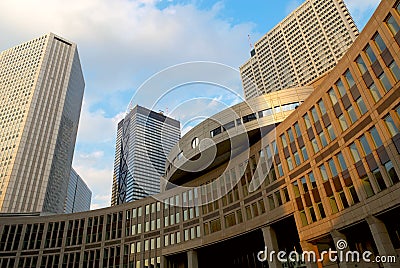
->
112;105;181;204
0;33;85;214
240;0;359;99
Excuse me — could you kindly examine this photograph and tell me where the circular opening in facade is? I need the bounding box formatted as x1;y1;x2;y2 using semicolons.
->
191;137;199;148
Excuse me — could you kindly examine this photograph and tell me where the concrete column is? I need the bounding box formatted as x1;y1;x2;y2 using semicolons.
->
187;250;198;268
261;226;281;268
366;216;399;268
330;230;357;268
161;256;168;268
299;240;320;268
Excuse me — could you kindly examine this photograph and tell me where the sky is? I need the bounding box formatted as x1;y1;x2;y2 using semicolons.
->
0;0;380;209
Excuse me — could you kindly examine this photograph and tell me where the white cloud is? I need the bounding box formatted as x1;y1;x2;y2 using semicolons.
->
73;164;113;209
343;0;380;29
76;101;125;144
285;0;302;14
0;0;253;105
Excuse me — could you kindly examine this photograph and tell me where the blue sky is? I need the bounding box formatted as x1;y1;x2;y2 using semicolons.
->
0;0;380;209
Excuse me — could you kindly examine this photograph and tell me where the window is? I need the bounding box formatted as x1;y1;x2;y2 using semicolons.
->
347;106;358;124
348;185;360;204
373;168;387;191
359;135;372;155
362;176;374;197
301;146;308;161
242;113;257;123
328;88;338;105
335;79;346;97
309;172;317;189
210;127;222;137
301;177;308;193
337;153;347;171
265;145;272;159
190;137;199;149
368;82;382;102
386;15;400;35
293;181;300;198
268;195;275;210
275;191;283;206
369;127;383;147
349;143;361;162
356;55;367;75
294;151;301;165
317;202;326;219
287;128;294;142
384;160;399;184
259;108;273;117
311;107;319;122
338;114;348;130
328;159;338;177
364;45;377;64
319;132;327;147
281;134;287;148
311;138;319;153
373;33;386;52
329;196;339;214
223;121;235;131
319;164;328;182
344;69;355;88
389;61;400;81
279;188;288;204
384;114;399;137
294;122;301;137
327;124;336;141
277;163;283;177
378;72;392;92
338;191;349;209
318;99;326;115
286;157;294;171
309;206;317;222
356;97;367;115
304;114;311;128
300;210;308;226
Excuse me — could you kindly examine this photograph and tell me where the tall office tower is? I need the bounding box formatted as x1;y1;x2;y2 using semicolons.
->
64;168;92;213
240;0;359;100
0;33;85;214
112;105;180;205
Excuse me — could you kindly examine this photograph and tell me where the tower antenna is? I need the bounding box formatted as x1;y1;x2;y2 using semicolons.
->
248;34;253;49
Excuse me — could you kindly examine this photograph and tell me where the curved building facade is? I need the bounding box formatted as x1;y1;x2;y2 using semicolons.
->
1;1;400;268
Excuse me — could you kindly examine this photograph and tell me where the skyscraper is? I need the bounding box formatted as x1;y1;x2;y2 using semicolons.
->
240;0;359;100
64;168;92;213
0;33;85;214
112;105;180;205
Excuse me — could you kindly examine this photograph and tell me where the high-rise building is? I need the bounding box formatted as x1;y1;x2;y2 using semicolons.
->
240;0;359;100
64;168;92;213
112;105;180;205
0;33;85;214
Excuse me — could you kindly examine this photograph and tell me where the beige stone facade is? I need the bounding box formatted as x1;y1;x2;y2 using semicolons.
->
240;0;359;100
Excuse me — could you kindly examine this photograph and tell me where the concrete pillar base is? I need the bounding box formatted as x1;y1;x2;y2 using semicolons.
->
262;226;281;268
187;250;198;268
366;216;399;268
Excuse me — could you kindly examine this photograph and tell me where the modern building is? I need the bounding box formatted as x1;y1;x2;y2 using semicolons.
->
0;33;85;214
112;105;180;205
0;1;399;268
64;168;92;214
240;0;359;100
